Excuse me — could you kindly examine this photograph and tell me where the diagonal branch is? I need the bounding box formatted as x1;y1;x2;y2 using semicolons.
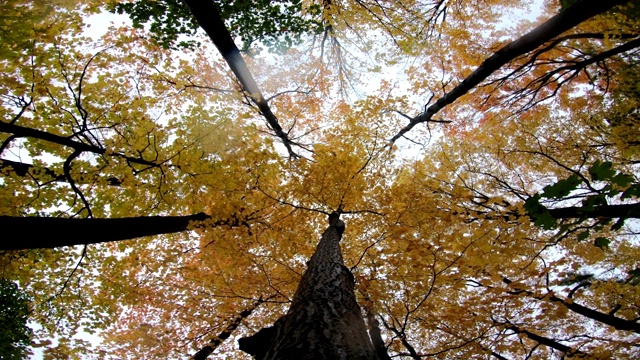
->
0;121;159;168
503;322;588;357
505;36;640;110
379;315;420;360
390;0;631;142
181;0;297;157
0;158;122;186
501;278;640;333
191;296;270;360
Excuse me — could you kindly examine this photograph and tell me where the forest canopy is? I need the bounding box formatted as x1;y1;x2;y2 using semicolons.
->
0;0;639;358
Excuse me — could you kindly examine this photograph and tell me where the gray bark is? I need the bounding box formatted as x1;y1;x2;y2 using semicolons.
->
239;212;379;359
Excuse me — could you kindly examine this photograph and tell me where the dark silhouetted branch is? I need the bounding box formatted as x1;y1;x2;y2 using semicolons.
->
0;213;246;249
192;297;268;360
182;0;297;157
390;0;631;142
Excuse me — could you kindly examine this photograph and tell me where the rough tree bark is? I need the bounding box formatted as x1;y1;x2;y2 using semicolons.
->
239;212;379;359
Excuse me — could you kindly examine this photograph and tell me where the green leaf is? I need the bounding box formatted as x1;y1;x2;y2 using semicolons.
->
581;194;607;211
541;174;581;199
534;212;557;230
594;237;610;249
621;184;640;199
577;230;590;241
611;173;635;187
588;160;616;181
109;0;323;52
524;194;558;229
524;194;543;214
0;279;33;359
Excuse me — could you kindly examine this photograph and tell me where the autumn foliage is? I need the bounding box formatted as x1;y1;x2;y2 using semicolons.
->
1;0;639;358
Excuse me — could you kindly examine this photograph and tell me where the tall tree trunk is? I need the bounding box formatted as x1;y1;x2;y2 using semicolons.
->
0;213;244;249
239;212;379;359
182;0;297;157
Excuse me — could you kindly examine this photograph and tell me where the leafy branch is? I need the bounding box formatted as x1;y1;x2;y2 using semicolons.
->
390;0;631;142
525;160;640;247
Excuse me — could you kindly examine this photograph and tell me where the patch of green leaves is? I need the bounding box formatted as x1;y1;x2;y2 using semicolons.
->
524;160;639;246
541;174;581;199
588;160;616;181
108;0;323;52
622;183;640;199
108;0;199;50
524;194;556;230
626;268;640;284
0;279;33;360
593;237;610;249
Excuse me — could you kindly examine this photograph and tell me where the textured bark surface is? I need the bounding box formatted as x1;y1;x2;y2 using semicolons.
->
239;213;378;359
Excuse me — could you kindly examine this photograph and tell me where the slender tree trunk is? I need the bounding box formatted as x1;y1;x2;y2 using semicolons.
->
0;213;223;249
239;213;379;359
181;0;297;157
192;297;268;360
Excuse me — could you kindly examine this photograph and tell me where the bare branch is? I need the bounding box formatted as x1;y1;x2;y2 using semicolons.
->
0;121;160;168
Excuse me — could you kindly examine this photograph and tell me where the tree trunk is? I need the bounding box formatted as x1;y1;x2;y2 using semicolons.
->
182;0;297;157
0;213;227;249
239;212;379;359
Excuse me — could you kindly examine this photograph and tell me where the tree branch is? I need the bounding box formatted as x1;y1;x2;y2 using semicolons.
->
0;213;246;250
504;322;587;357
548;202;640;220
390;0;631;142
0;121;160;167
192;297;268;360
502;278;640;333
0;158;122;186
181;0;298;158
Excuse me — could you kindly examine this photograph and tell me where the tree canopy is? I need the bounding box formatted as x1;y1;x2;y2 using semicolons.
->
1;0;639;358
0;279;32;359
